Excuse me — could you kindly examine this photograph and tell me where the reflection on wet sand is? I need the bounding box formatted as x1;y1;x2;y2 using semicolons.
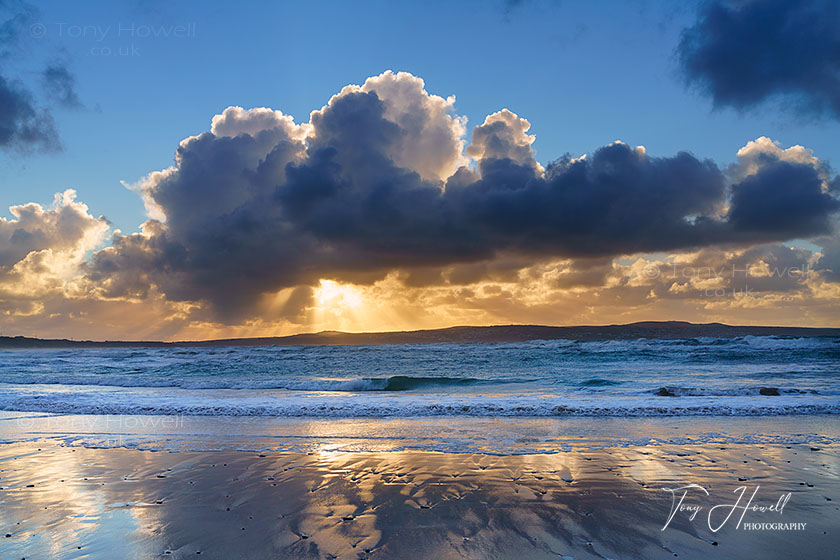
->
0;441;837;559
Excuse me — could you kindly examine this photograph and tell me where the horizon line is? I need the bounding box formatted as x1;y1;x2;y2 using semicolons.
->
4;320;840;346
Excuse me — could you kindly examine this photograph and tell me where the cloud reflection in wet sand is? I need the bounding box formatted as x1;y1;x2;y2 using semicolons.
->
0;441;837;559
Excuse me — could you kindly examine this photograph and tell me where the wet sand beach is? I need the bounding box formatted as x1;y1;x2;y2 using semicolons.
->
1;438;837;559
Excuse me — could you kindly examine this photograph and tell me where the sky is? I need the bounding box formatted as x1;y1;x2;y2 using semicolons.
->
1;0;839;340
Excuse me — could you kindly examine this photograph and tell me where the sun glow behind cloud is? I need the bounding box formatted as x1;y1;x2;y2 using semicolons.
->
316;280;363;311
312;280;365;330
1;69;839;340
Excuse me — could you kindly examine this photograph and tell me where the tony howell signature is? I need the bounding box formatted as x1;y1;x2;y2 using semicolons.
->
661;484;803;532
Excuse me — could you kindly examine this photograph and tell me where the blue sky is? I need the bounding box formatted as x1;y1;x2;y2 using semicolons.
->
4;0;838;234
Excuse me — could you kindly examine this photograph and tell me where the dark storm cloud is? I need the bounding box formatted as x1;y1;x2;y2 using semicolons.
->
728;158;839;238
0;2;60;152
87;76;840;319
448;144;726;257
0;2;83;152
0;72;60;152
678;0;840;119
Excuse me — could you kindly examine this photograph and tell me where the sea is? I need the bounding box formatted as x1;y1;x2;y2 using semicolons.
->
1;336;838;454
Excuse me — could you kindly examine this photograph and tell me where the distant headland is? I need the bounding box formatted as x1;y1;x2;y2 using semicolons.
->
2;321;839;348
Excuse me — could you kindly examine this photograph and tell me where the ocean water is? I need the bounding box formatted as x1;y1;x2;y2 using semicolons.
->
0;336;838;418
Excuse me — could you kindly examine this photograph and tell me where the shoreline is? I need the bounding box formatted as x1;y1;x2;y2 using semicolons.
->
3;413;839;454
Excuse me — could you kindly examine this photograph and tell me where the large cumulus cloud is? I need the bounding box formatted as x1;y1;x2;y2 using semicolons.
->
0;190;109;317
83;71;840;320
0;190;107;267
678;0;840;119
